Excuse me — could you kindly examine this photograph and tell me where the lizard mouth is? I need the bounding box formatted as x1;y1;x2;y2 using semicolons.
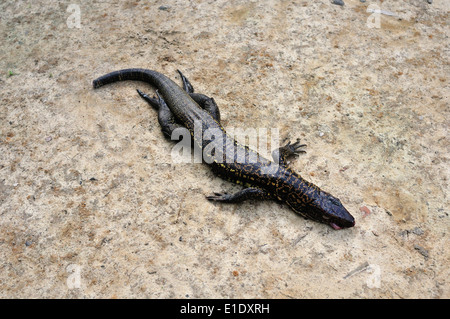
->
330;218;355;230
330;222;342;230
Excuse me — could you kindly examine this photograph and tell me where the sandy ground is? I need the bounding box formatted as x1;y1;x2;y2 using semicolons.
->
0;0;448;298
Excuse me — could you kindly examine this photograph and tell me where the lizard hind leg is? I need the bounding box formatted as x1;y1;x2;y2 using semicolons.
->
137;89;184;139
189;93;221;123
136;89;159;110
177;69;195;93
176;70;221;122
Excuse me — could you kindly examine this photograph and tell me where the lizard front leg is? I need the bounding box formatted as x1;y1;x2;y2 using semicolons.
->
271;139;306;167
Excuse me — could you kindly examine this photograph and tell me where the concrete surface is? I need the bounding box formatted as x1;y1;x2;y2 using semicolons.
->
0;0;448;298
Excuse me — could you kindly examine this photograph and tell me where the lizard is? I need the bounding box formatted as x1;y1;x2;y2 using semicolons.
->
92;68;355;230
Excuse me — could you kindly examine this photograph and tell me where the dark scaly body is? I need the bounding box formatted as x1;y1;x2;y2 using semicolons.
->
93;68;355;229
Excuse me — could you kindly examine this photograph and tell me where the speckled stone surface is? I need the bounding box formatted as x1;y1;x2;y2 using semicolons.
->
0;0;448;298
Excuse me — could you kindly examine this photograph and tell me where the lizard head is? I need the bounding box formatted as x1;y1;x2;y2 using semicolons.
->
287;189;355;230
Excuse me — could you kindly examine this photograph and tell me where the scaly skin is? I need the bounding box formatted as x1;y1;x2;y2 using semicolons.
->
93;68;355;229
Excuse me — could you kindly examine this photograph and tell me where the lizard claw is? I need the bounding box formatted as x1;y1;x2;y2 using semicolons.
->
283;139;306;157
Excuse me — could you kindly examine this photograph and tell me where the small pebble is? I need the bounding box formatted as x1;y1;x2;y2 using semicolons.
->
359;206;371;217
414;244;429;258
45;136;52;142
332;0;345;6
411;227;424;236
158;5;171;10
